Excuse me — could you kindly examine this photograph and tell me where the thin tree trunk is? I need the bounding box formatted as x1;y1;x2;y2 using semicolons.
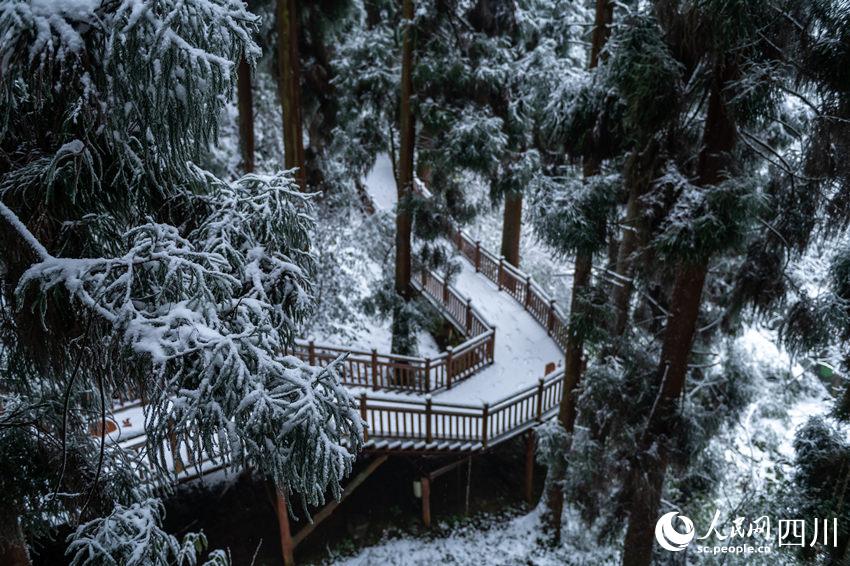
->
611;177;640;336
395;0;415;300
237;57;255;174
620;70;737;566
392;0;416;355
621;263;708;566
610;139;662;337
542;0;614;542
276;0;306;190
500;192;522;267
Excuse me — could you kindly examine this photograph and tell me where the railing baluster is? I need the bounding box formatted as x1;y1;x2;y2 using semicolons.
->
446;347;454;389
425;396;433;443
481;403;489;449
308;338;316;366
360;393;368;441
547;300;556;335
371;349;379;390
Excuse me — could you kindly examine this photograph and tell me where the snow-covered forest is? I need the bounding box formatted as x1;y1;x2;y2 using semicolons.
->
1;0;849;564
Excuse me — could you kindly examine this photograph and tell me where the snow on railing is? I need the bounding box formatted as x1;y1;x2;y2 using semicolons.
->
356;366;564;450
450;228;570;351
289;268;495;395
104;184;576;479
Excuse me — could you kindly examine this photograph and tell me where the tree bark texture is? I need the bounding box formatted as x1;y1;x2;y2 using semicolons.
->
276;0;306;190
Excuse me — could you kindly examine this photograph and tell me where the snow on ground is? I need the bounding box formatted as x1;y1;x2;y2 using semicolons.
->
320;507;617;566
364;154;397;212
317;319;441;357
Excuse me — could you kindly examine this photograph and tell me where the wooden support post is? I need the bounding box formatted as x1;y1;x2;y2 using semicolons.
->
474;240;481;272
524;430;535;505
487;328;495;363
308;338;316;366
291;455;388;548
442;277;449;304
446;347;454;389
424;358;431;392
275;489;296;566
536;378;545;422
421;476;431;528
481;403;489;449
497;256;505;290
524;275;532;310
371;349;379;390
465;298;473;334
547;300;556;335
360;393;368;441
425;395;433;443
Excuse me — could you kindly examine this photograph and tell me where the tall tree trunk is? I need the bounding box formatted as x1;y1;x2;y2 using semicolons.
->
0;518;30;566
276;0;306;190
610;174;640;336
543;250;592;539
391;0;416;355
620;70;737;566
610;140;662;337
542;0;614;543
237;57;255;174
500;192;522;267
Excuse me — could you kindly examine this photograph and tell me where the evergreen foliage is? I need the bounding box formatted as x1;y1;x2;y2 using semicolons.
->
0;0;362;561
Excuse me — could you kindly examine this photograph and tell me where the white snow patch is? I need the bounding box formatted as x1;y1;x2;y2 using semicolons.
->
364;154;398;211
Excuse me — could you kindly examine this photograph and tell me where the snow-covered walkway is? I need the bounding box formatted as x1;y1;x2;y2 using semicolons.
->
435;256;561;405
361;155;562;406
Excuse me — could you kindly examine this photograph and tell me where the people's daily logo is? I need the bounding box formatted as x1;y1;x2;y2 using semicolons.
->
655;512;695;552
654;511;838;556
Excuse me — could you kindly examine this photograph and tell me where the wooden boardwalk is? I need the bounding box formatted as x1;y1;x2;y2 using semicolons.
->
109;228;568;481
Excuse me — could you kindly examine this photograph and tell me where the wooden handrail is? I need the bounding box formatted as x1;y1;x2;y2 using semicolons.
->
288;266;497;394
113;223;572;483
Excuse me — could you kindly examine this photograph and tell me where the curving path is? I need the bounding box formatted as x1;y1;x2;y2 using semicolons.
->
107;164;570;479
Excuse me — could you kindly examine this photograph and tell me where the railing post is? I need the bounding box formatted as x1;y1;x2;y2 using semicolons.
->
421;269;427;287
547;300;556;336
360;393;369;441
371;348;379;390
425;395;433;443
446;347;454;389
481;403;489;449
524;275;532;310
443;276;449;304
488;327;496;363
424;357;431;392
474;240;481;272
308;337;316;366
465;298;473;334
497;256;505;290
536;378;545;422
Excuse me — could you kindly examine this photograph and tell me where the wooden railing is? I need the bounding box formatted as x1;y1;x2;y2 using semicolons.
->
357;367;564;450
108;189;576;476
450;228;570;351
114;367;565;485
288;268;495;395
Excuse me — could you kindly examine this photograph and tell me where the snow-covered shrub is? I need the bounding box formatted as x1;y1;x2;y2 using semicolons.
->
0;0;362;560
66;499;228;566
